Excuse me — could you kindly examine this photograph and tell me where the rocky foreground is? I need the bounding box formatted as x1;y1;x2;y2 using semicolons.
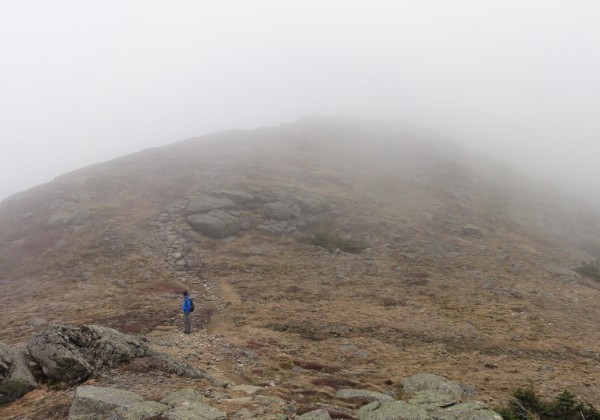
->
1;324;503;419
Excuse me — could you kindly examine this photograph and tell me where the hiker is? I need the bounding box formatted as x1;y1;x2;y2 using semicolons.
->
181;290;192;334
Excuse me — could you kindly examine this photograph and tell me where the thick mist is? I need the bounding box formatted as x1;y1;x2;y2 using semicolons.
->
1;1;599;203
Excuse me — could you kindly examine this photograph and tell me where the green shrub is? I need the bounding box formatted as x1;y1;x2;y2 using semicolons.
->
308;232;368;254
496;387;600;419
574;260;600;281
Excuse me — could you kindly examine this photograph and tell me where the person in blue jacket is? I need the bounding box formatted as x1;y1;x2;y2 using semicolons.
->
181;290;192;334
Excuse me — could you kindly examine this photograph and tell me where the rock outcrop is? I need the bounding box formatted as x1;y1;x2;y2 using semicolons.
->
27;324;224;386
68;386;227;420
187;210;243;238
345;374;502;420
68;386;167;420
0;342;37;405
181;188;328;238
28;324;151;384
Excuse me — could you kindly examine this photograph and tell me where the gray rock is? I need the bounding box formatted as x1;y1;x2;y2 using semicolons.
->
432;401;502;420
27;324;222;386
187;210;242;238
28;324;150;384
297;409;332;419
68;386;167;419
62;209;91;225
213;190;255;204
46;211;71;227
408;391;457;410
160;389;205;407
163;401;227;420
263;202;301;220
294;195;325;214
0;342;37;405
357;400;430;419
400;374;464;399
187;195;235;213
232;408;255;419
336;389;394;403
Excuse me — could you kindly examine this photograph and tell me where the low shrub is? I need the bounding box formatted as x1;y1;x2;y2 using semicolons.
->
574;260;600;281
496;387;600;419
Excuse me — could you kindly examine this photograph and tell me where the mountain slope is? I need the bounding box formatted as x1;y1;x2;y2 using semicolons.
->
1;116;600;416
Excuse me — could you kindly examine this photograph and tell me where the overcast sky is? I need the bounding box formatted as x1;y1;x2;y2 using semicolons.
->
1;1;599;203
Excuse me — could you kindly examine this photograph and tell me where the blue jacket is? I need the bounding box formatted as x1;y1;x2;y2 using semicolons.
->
182;296;191;313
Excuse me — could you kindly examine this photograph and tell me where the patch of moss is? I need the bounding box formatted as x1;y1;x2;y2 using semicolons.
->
574;260;600;281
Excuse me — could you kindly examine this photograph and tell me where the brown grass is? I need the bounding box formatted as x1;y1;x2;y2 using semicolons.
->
311;376;359;389
294;360;340;373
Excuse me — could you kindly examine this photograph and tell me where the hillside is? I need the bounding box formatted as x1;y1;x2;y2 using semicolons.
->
1;116;600;418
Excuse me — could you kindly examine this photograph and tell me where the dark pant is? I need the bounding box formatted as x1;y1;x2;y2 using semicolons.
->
183;312;191;334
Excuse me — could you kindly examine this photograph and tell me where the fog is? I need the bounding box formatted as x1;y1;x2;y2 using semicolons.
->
1;1;599;203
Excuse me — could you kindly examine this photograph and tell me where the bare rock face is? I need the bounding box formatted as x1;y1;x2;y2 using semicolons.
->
27;324;223;386
68;386;167;420
187;210;242;238
27;324;151;384
0;342;37;405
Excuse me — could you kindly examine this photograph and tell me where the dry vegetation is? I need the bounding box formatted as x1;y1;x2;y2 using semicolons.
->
2;118;600;417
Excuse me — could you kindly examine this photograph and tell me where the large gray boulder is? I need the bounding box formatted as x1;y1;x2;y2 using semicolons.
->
68;386;167;420
400;374;465;399
187;210;242;238
28;324;151;384
187;195;235;213
294;195;326;214
431;401;503;420
0;342;37;405
336;389;394;403
357;400;430;419
27;324;223;386
297;409;332;419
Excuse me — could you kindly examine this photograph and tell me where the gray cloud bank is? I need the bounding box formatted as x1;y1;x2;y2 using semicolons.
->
1;1;599;203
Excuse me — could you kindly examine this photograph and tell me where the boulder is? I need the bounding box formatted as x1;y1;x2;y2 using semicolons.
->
297;409;332;419
336;389;394;403
163;401;227;420
400;374;465;399
431;401;503;420
263;202;301;220
187;195;235;213
68;385;167;420
160;388;205;407
294;195;325;214
187;210;242;238
27;324;222;386
28;324;151;384
0;342;37;405
408;391;457;410
357;400;430;419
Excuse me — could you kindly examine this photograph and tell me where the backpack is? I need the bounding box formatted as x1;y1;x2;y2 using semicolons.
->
189;298;195;313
